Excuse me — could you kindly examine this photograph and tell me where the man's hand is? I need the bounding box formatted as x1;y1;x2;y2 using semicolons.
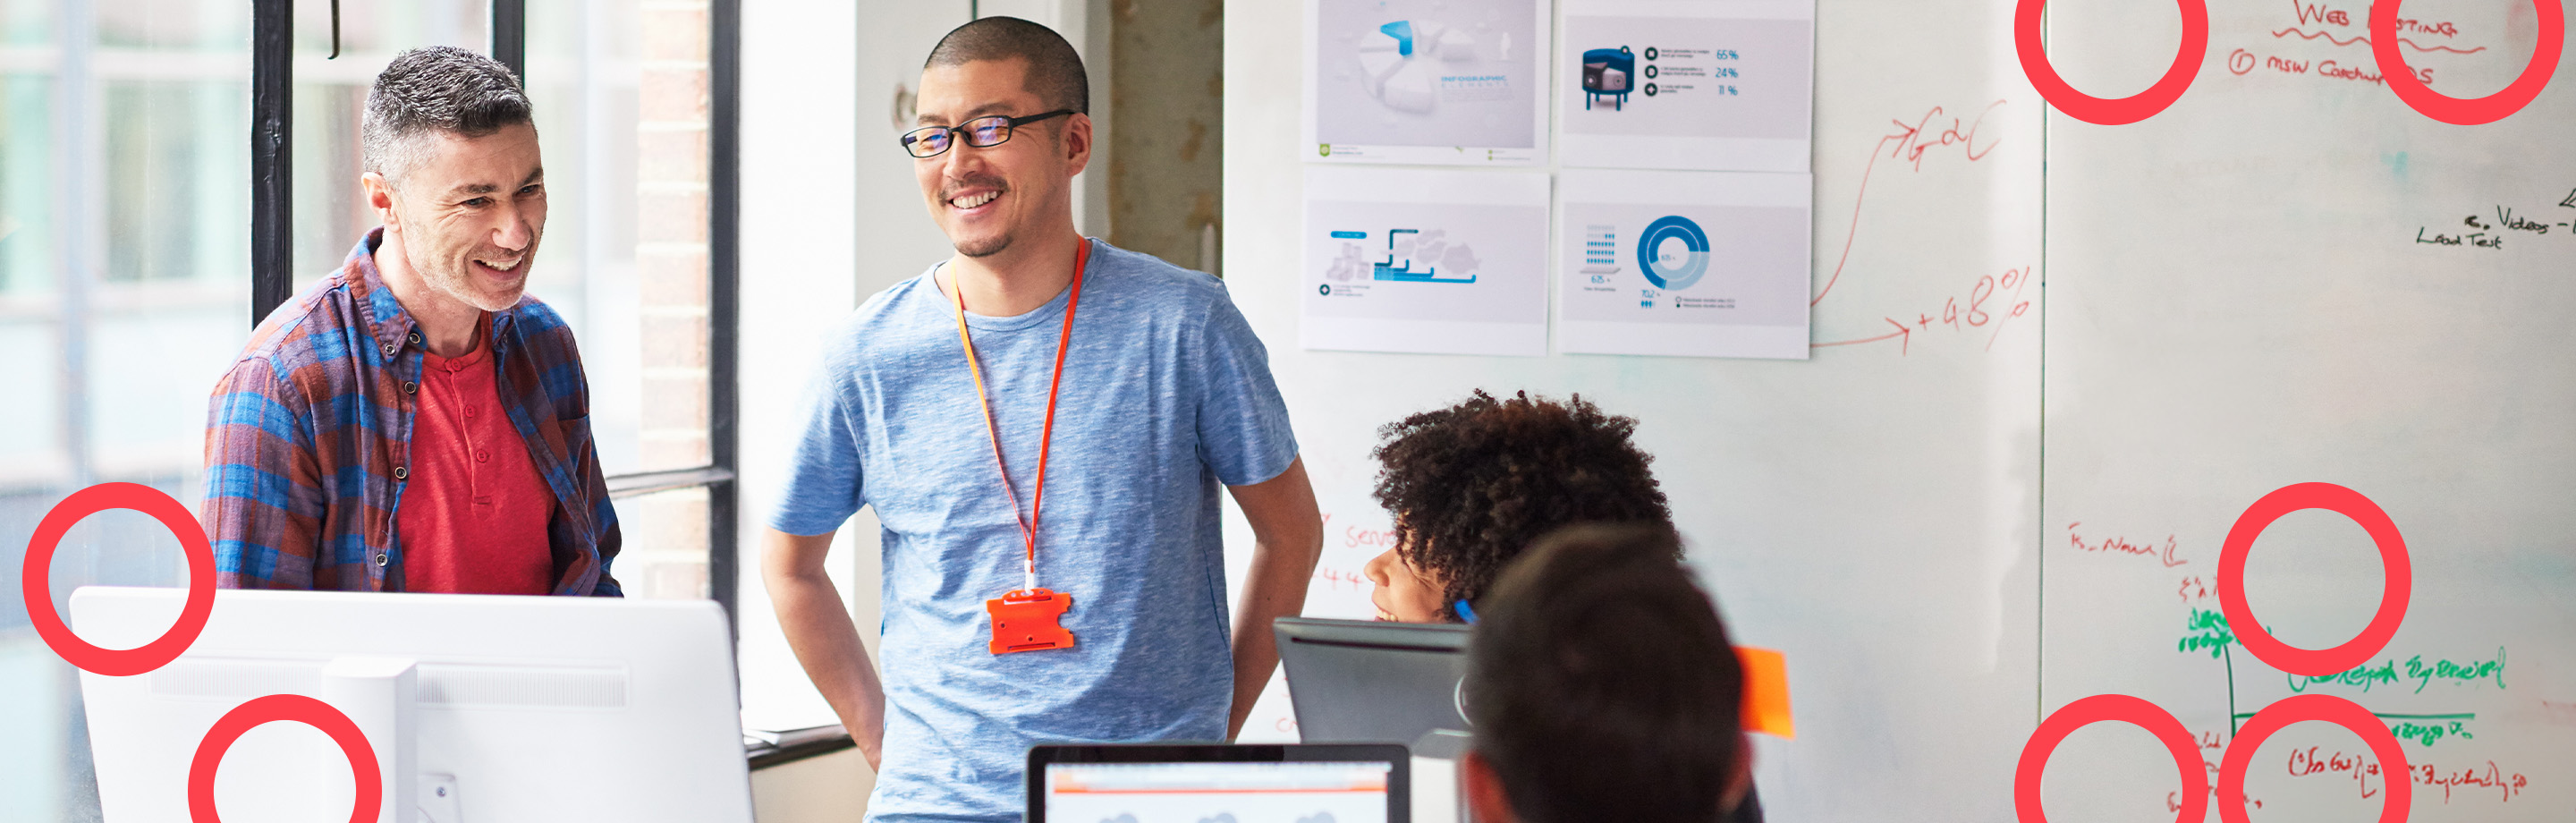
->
1224;456;1325;740
760;528;888;770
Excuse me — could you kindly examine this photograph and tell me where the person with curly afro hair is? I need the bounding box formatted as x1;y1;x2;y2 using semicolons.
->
1361;390;1677;623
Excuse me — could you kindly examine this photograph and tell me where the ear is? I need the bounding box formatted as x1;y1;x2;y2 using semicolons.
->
360;171;400;230
1720;732;1754;811
1059;112;1094;177
1461;750;1516;823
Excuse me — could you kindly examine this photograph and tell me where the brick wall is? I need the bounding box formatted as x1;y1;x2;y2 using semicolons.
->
626;0;715;600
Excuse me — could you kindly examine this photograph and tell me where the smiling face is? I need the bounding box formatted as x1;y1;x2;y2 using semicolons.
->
369;122;547;312
912;57;1089;259
1364;540;1452;623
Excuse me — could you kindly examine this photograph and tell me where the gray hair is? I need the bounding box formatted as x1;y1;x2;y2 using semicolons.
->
360;46;534;184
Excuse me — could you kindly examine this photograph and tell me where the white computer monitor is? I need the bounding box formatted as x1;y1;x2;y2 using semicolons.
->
72;587;753;823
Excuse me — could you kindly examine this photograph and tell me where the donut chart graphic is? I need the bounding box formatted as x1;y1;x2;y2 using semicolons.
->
1637;215;1710;290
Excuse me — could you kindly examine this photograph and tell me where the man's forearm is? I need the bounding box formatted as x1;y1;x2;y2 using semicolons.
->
1228;534;1323;739
761;530;888;767
1224;458;1325;739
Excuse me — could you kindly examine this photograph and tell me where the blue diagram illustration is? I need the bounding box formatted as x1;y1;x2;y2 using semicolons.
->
1324;228;1482;284
1581;47;1634;110
1637;215;1710;290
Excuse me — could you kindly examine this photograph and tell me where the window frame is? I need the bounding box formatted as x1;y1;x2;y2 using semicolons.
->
245;0;744;639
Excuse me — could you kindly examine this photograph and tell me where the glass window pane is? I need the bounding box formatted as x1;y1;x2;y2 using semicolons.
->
0;75;50;294
527;0;714;476
614;485;714;601
2;2;251;819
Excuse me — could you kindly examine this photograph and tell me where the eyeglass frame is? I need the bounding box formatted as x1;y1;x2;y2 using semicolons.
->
900;109;1078;158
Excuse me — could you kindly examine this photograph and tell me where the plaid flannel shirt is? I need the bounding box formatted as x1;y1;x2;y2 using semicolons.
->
202;228;623;595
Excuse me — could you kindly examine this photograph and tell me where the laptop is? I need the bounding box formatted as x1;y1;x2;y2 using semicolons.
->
1028;742;1410;823
1274;616;1473;745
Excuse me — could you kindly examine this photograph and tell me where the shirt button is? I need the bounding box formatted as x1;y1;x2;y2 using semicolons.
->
393;465;408;479
408;332;421;344
402;381;417;395
464;405;477;418
475;450;489;462
375;553;388;567
381;343;397;356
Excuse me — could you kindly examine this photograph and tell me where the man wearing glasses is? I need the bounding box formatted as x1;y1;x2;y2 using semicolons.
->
760;16;1322;822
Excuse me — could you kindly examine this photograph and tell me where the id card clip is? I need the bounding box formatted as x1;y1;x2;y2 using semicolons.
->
987;588;1076;655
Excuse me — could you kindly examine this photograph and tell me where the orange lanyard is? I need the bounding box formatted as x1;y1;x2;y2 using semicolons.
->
946;240;1089;594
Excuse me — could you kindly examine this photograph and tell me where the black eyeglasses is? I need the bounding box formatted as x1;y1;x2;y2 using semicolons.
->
901;109;1075;158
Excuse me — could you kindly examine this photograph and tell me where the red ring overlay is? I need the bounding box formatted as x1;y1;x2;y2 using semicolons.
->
2015;0;2210;124
2217;482;2411;677
2217;693;2411;823
19;482;216;676
2370;0;2564;125
2014;693;2209;823
186;693;382;823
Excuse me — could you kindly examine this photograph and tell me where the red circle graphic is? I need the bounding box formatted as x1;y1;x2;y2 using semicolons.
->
185;693;383;823
2217;693;2411;823
2015;0;2211;124
2013;693;2209;823
19;482;217;676
2217;482;2411;677
2370;0;2564;124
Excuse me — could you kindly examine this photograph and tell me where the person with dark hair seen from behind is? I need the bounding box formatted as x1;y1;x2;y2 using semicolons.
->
1461;523;1756;823
202;47;621;597
762;16;1321;823
1361;389;1764;820
1361;389;1676;623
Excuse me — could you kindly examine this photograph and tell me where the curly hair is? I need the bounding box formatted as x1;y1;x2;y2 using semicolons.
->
1369;390;1675;621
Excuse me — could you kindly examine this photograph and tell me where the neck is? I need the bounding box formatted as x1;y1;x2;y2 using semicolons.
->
941;225;1087;318
375;227;486;358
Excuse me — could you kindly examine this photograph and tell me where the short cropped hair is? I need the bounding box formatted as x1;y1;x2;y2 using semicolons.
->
361;46;534;183
1466;523;1747;823
924;16;1089;115
1370;391;1674;621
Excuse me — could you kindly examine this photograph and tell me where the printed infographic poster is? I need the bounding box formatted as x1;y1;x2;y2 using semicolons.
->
1557;168;1811;359
1558;0;1814;172
1303;166;1550;356
1304;0;1547;165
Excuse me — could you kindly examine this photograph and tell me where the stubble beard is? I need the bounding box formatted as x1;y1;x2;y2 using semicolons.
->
953;232;1011;259
415;233;535;313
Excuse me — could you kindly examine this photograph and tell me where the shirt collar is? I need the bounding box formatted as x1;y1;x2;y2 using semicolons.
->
346;225;528;358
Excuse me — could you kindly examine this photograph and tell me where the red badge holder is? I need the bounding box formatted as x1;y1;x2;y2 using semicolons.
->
987;588;1076;654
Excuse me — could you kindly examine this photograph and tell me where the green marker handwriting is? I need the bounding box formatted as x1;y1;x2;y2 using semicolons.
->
2287;648;2507;694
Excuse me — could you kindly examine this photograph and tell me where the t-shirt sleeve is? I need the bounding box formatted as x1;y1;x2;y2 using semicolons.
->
1192;284;1300;487
768;349;869;536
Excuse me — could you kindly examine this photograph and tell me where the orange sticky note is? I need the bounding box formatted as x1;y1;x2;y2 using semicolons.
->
1736;646;1793;739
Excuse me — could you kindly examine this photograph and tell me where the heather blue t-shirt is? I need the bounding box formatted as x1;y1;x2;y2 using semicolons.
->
770;239;1298;822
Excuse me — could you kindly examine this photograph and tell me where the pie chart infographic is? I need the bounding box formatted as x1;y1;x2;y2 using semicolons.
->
1637;215;1711;291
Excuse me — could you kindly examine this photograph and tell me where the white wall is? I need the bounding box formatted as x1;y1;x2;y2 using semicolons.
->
1223;2;2047;819
735;0;869;810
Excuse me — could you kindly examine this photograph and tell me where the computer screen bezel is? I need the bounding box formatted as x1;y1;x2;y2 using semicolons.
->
1026;742;1411;823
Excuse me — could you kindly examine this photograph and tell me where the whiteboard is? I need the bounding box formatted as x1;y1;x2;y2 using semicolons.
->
1223;0;2576;821
2038;0;2576;820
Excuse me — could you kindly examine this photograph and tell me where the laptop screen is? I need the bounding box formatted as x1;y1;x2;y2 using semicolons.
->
1041;759;1395;823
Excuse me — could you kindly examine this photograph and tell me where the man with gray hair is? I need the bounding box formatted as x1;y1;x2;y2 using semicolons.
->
202;46;622;597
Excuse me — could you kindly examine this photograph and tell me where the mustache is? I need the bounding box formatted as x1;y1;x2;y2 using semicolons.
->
940;176;1008;200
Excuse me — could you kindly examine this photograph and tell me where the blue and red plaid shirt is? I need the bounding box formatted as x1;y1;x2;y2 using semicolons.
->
201;228;622;595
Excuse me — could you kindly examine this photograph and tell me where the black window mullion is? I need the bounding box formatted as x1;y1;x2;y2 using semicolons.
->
250;0;292;327
490;0;526;81
708;0;743;642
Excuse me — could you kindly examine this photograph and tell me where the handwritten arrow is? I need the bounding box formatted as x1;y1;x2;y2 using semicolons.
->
1811;318;1912;354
